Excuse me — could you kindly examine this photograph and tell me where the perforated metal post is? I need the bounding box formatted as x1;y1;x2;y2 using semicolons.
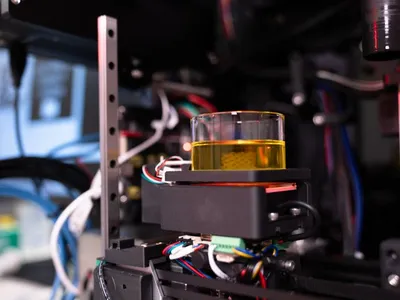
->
98;15;120;255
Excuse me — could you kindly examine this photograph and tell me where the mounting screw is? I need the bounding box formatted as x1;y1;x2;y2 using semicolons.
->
283;260;296;271
292;92;305;106
290;208;301;216
120;195;128;203
131;69;143;79
388;274;400;287
11;0;22;4
313;114;326;126
268;212;279;221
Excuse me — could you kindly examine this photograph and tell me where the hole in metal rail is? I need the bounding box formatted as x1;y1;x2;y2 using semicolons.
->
108;29;114;38
110;226;118;235
109;94;115;102
110;193;117;201
110;160;116;168
122;284;127;289
108;62;115;70
109;127;116;135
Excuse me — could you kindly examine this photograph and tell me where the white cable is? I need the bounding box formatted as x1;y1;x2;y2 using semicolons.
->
155;156;184;174
169;245;199;260
90;89;170;191
52;89;171;292
50;190;93;295
117;89;170;166
208;245;230;280
316;70;384;92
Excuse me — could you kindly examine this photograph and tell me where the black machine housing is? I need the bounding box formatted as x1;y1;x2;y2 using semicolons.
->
93;166;400;300
142;166;312;240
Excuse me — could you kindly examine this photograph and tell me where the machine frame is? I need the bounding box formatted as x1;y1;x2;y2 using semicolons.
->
95;15;400;300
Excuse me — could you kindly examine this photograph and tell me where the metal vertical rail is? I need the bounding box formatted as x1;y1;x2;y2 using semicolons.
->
98;15;120;255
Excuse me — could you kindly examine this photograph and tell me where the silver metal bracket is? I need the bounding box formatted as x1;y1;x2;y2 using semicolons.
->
98;15;120;254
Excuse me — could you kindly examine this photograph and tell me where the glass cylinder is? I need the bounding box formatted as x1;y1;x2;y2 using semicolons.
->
191;111;285;170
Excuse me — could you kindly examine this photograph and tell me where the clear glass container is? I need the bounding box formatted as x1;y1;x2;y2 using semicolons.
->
191;111;285;170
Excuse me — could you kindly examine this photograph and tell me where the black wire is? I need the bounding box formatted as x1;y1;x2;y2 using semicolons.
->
13;89;25;156
277;200;321;241
0;157;91;193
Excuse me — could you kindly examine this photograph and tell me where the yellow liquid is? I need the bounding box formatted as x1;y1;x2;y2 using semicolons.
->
191;140;286;170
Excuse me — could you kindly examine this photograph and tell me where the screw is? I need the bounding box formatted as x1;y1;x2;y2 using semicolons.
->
11;0;22;4
283;260;296;271
313;114;325;126
268;212;279;221
388;274;400;287
290;208;301;216
131;69;143;79
120;195;128;203
292;93;305;106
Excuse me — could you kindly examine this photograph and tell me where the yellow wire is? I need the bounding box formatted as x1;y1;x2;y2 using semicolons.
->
232;248;254;259
252;261;263;279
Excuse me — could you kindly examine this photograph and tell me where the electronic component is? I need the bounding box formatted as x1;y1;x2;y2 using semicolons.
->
211;236;246;254
142;166;313;240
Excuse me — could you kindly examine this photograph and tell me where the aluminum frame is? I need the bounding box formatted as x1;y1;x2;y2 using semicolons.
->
98;15;120;254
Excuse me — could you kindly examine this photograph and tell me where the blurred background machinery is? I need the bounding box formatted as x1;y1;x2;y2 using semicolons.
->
0;0;400;299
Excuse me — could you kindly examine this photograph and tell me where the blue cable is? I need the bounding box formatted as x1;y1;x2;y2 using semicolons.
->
235;247;257;257
340;125;363;251
0;184;79;299
47;133;99;158
322;89;364;252
184;259;212;278
50;234;68;300
262;244;279;256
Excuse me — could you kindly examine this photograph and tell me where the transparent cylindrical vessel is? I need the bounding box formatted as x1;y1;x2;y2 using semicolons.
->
191;111;285;170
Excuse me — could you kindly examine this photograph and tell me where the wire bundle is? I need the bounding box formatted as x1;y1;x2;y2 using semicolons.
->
142;156;191;184
162;242;211;278
0;184;79;299
318;90;363;254
49;89;173;296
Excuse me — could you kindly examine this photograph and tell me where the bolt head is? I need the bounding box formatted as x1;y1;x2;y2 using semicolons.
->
268;212;279;221
131;69;143;79
11;0;21;4
120;195;128;203
290;208;301;216
292;93;305;106
313;114;325;126
388;274;400;287
284;260;296;271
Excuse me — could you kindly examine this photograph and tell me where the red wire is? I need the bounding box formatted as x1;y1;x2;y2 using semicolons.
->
155;157;183;176
320;91;333;175
188;94;217;112
178;259;206;278
120;130;143;138
75;158;93;180
220;0;235;40
178;108;194;119
162;241;180;255
143;166;162;182
259;272;268;300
